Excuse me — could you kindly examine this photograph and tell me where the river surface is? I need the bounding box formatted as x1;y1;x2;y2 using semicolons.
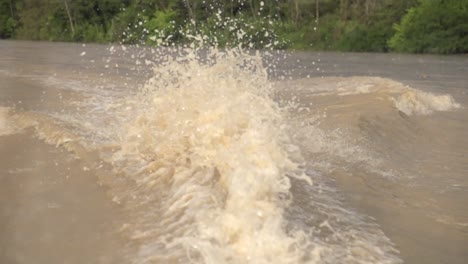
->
0;40;467;264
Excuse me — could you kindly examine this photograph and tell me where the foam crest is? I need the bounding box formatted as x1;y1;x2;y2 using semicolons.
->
280;77;461;117
393;89;461;115
0;107;17;136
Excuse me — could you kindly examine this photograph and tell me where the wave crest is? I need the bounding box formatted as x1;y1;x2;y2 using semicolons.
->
393;89;461;115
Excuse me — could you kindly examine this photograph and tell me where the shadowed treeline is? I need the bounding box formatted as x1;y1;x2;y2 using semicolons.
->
0;0;466;53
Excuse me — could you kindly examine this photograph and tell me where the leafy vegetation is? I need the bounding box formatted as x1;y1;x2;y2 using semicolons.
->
0;0;466;53
389;0;468;54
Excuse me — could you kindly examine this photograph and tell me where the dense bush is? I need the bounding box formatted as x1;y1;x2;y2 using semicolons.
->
389;0;468;53
0;0;15;38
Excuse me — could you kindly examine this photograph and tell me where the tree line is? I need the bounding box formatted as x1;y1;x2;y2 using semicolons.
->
0;0;467;53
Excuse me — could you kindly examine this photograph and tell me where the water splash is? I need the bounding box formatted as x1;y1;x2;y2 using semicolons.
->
105;44;316;263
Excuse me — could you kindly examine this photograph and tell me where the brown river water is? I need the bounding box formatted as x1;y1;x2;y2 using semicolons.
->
0;40;467;264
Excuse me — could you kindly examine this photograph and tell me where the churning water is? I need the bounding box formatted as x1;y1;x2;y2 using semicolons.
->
0;38;467;264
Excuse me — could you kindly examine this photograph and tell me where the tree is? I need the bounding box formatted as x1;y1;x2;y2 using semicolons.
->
63;0;74;35
0;0;16;38
315;0;319;23
389;0;468;53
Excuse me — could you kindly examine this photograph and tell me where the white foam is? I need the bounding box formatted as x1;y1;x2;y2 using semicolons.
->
281;77;407;96
0;107;16;136
393;89;461;115
281;76;461;116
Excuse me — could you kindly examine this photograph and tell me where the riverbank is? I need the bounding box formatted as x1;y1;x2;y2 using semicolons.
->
1;0;467;54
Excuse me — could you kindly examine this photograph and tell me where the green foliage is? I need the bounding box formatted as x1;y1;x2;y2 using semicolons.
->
75;23;107;42
389;0;468;53
337;22;371;52
275;21;309;50
143;9;178;45
2;0;467;54
15;0;53;40
274;0;419;52
182;13;283;49
0;16;15;38
0;0;15;38
111;4;140;43
334;0;418;52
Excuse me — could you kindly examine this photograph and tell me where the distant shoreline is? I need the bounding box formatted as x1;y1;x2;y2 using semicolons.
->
3;39;467;57
2;1;465;55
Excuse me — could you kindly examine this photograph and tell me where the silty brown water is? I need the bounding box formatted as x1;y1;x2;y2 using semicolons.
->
0;40;467;263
